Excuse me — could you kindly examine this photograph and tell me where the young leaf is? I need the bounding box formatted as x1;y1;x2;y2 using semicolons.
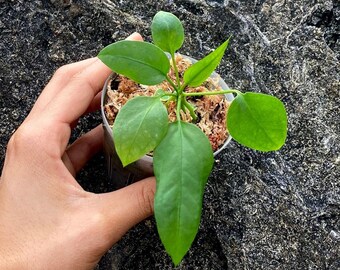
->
113;96;169;166
154;89;173;101
151;11;184;54
98;40;170;85
153;121;214;266
154;89;168;97
227;92;287;151
183;37;230;87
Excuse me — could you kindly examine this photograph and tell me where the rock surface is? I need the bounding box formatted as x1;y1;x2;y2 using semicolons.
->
0;0;339;269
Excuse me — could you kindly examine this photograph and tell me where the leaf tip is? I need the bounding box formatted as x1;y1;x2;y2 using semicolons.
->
171;253;184;267
121;159;131;168
116;151;132;168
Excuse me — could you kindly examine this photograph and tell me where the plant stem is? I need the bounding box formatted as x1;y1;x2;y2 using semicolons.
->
183;89;241;97
182;98;197;121
176;95;182;121
181;101;187;113
171;53;181;87
166;75;178;93
179;82;188;95
161;93;177;97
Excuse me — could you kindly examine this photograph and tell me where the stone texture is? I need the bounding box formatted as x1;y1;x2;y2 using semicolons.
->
0;0;339;269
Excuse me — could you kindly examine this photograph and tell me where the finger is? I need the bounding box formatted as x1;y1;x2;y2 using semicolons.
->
44;58;110;124
62;125;104;176
29;58;98;117
85;91;102;114
126;32;143;41
36;57;112;154
43;32;144;125
81;33;143;115
31;32;142;120
36;32;143;153
95;177;156;242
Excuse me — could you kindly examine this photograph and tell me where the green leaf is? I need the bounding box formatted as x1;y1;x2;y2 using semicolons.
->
113;96;169;166
227;92;287;151
151;11;184;54
154;89;167;97
154;121;214;266
98;40;170;85
183;37;230;87
154;89;172;101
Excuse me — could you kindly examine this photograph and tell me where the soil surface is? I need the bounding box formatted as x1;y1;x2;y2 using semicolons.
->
0;0;339;269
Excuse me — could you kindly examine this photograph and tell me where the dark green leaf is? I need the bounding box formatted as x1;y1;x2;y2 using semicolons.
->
154;121;214;265
98;40;170;85
227;92;287;151
113;96;169;166
151;11;184;54
183;38;230;87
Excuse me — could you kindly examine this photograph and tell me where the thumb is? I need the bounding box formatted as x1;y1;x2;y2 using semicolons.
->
126;32;143;41
96;177;156;242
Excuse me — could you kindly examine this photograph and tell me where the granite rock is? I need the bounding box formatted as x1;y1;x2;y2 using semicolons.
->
0;0;339;269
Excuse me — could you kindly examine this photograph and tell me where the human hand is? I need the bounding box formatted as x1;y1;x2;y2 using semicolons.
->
0;32;155;270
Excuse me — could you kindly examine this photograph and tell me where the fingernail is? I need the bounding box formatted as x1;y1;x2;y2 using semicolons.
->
126;32;143;41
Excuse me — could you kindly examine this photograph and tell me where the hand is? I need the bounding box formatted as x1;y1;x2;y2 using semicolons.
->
0;33;155;270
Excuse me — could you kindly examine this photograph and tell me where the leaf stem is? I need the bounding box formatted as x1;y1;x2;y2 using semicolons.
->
179;82;188;95
176;95;182;121
161;93;177;97
183;89;241;97
182;98;197;121
166;75;178;93
171;53;181;87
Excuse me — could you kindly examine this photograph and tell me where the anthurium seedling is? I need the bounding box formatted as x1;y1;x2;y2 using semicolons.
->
98;11;287;266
